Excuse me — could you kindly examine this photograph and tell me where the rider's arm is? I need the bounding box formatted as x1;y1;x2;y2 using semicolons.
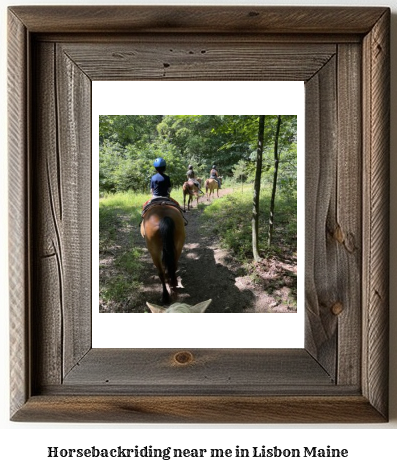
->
167;176;172;195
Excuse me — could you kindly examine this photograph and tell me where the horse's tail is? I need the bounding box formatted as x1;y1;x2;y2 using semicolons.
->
159;216;177;287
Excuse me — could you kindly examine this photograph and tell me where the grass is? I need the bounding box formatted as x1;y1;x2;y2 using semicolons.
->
99;192;149;310
200;183;298;310
201;183;297;262
100;248;143;307
99;183;297;311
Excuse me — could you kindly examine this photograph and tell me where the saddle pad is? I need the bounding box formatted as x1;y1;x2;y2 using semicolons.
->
141;198;185;220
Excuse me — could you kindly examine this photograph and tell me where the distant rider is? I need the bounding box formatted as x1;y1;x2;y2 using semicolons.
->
210;165;221;189
186;164;201;189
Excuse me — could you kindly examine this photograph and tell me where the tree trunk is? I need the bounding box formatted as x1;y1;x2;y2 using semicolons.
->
268;115;282;246
252;115;265;262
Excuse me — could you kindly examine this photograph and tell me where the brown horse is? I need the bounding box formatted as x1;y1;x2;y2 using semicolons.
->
205;177;222;200
140;205;185;303
182;179;200;211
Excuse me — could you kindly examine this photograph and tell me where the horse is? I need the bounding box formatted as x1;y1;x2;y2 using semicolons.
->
146;299;212;313
140;204;185;303
182;179;200;211
205;177;222;200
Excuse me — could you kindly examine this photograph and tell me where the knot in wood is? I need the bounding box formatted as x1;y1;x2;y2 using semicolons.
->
174;351;194;365
331;302;344;316
333;225;344;244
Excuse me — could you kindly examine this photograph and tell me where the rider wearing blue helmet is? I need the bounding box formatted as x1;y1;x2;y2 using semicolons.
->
142;157;180;209
154;157;166;169
151;157;171;198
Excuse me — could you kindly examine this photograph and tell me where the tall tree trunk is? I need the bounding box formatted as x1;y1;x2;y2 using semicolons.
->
268;115;282;246
252;115;265;262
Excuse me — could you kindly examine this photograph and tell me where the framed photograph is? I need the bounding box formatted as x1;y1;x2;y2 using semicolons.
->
8;6;390;423
93;82;304;349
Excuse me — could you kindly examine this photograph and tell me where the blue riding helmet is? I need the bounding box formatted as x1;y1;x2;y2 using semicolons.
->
153;157;166;168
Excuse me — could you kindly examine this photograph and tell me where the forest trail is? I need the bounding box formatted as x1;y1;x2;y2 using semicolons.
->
99;187;297;313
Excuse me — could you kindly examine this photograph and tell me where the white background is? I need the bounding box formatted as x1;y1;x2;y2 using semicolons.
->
1;0;396;469
92;81;305;348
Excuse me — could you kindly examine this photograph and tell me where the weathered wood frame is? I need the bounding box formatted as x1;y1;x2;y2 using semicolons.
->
8;6;390;423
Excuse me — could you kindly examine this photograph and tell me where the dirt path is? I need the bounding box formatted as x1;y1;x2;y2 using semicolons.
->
128;189;297;313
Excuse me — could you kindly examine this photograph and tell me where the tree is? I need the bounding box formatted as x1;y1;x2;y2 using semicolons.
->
252;116;265;262
268;115;282;246
99;115;163;147
232;159;251;192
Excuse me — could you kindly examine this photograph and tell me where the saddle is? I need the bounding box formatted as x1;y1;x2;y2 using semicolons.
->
141;197;188;224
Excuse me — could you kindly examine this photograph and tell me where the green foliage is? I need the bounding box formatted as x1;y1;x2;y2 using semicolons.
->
100;248;142;304
201;185;297;261
99;192;148;308
99;115;163;146
99;115;297;198
231;159;255;185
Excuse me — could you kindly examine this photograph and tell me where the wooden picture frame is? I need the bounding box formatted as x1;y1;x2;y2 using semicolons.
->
8;6;390;423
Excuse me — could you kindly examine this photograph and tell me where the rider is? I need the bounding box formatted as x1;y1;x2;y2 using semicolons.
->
151;157;171;198
143;157;180;208
210;164;221;189
186;164;201;189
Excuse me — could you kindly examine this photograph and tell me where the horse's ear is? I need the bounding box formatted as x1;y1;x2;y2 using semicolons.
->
146;302;167;313
192;299;212;313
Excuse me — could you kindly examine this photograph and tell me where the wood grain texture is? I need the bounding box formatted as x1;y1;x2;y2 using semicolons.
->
60;42;335;82
11;396;385;424
32;42;92;386
304;57;338;378
34;33;363;45
63;349;333;391
8;6;390;423
32;42;63;387
9;6;387;34
55;45;92;377
336;44;362;386
8;10;30;419
362;9;390;419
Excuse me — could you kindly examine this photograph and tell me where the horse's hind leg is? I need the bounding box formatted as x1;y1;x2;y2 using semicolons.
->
159;271;171;304
148;242;170;304
169;274;178;301
154;258;170;303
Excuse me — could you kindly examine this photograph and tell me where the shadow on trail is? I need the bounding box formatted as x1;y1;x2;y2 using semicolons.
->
177;244;255;313
175;201;256;313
